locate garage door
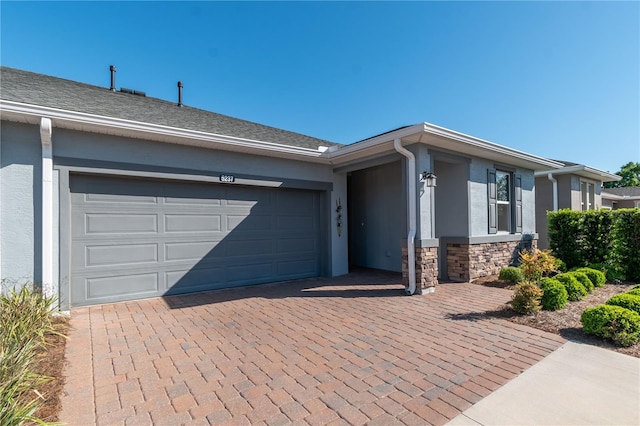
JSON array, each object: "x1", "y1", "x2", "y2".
[{"x1": 70, "y1": 174, "x2": 321, "y2": 306}]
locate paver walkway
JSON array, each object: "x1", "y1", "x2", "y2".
[{"x1": 60, "y1": 270, "x2": 565, "y2": 425}]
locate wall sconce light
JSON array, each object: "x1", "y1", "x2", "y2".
[{"x1": 421, "y1": 172, "x2": 437, "y2": 187}]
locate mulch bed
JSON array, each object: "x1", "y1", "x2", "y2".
[
  {"x1": 33, "y1": 316, "x2": 70, "y2": 423},
  {"x1": 475, "y1": 275, "x2": 640, "y2": 358}
]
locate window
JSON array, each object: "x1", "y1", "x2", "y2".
[
  {"x1": 581, "y1": 181, "x2": 595, "y2": 211},
  {"x1": 496, "y1": 171, "x2": 511, "y2": 232},
  {"x1": 488, "y1": 169, "x2": 522, "y2": 234}
]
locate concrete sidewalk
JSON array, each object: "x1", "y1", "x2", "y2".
[{"x1": 447, "y1": 341, "x2": 640, "y2": 426}]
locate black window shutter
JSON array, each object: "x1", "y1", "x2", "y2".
[
  {"x1": 488, "y1": 169, "x2": 497, "y2": 234},
  {"x1": 515, "y1": 174, "x2": 523, "y2": 233}
]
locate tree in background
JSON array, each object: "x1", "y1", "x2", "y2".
[{"x1": 604, "y1": 161, "x2": 640, "y2": 188}]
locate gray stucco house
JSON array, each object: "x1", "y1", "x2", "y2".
[
  {"x1": 534, "y1": 162, "x2": 621, "y2": 249},
  {"x1": 1, "y1": 66, "x2": 563, "y2": 309},
  {"x1": 601, "y1": 187, "x2": 640, "y2": 210}
]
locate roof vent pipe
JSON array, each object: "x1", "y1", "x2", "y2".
[
  {"x1": 177, "y1": 81, "x2": 183, "y2": 107},
  {"x1": 109, "y1": 65, "x2": 116, "y2": 92}
]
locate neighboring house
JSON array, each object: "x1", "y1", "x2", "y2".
[
  {"x1": 534, "y1": 161, "x2": 621, "y2": 249},
  {"x1": 1, "y1": 66, "x2": 564, "y2": 309},
  {"x1": 601, "y1": 186, "x2": 640, "y2": 209}
]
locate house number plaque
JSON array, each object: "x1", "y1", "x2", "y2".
[{"x1": 219, "y1": 174, "x2": 235, "y2": 183}]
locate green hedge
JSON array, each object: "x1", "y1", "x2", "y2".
[
  {"x1": 570, "y1": 271, "x2": 594, "y2": 293},
  {"x1": 548, "y1": 209, "x2": 640, "y2": 281},
  {"x1": 611, "y1": 209, "x2": 640, "y2": 282},
  {"x1": 548, "y1": 210, "x2": 583, "y2": 270},
  {"x1": 581, "y1": 305, "x2": 640, "y2": 347}
]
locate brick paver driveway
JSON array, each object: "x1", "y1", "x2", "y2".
[{"x1": 60, "y1": 270, "x2": 565, "y2": 425}]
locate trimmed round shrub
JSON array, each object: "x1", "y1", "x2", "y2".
[
  {"x1": 574, "y1": 267, "x2": 606, "y2": 288},
  {"x1": 511, "y1": 281, "x2": 543, "y2": 315},
  {"x1": 555, "y1": 273, "x2": 588, "y2": 301},
  {"x1": 499, "y1": 266, "x2": 524, "y2": 285},
  {"x1": 570, "y1": 271, "x2": 594, "y2": 293},
  {"x1": 555, "y1": 258, "x2": 567, "y2": 273},
  {"x1": 581, "y1": 305, "x2": 640, "y2": 347},
  {"x1": 539, "y1": 278, "x2": 568, "y2": 311},
  {"x1": 626, "y1": 288, "x2": 640, "y2": 297},
  {"x1": 607, "y1": 293, "x2": 640, "y2": 315}
]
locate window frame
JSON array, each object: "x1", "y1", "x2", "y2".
[{"x1": 488, "y1": 168, "x2": 522, "y2": 235}]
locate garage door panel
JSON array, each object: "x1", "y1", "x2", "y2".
[
  {"x1": 165, "y1": 268, "x2": 226, "y2": 292},
  {"x1": 86, "y1": 213, "x2": 158, "y2": 234},
  {"x1": 277, "y1": 237, "x2": 316, "y2": 254},
  {"x1": 86, "y1": 243, "x2": 158, "y2": 267},
  {"x1": 164, "y1": 214, "x2": 221, "y2": 233},
  {"x1": 70, "y1": 174, "x2": 322, "y2": 306},
  {"x1": 277, "y1": 215, "x2": 315, "y2": 230},
  {"x1": 85, "y1": 192, "x2": 158, "y2": 204},
  {"x1": 227, "y1": 263, "x2": 275, "y2": 283},
  {"x1": 227, "y1": 214, "x2": 271, "y2": 232},
  {"x1": 276, "y1": 191, "x2": 315, "y2": 214},
  {"x1": 83, "y1": 272, "x2": 159, "y2": 300},
  {"x1": 164, "y1": 196, "x2": 223, "y2": 206},
  {"x1": 277, "y1": 259, "x2": 318, "y2": 276},
  {"x1": 165, "y1": 241, "x2": 222, "y2": 261},
  {"x1": 226, "y1": 239, "x2": 273, "y2": 257}
]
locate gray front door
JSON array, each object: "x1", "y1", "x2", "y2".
[{"x1": 70, "y1": 174, "x2": 321, "y2": 306}]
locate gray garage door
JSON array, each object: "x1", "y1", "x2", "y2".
[{"x1": 70, "y1": 174, "x2": 321, "y2": 306}]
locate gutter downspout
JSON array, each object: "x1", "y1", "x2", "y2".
[
  {"x1": 40, "y1": 117, "x2": 54, "y2": 297},
  {"x1": 547, "y1": 173, "x2": 558, "y2": 211},
  {"x1": 393, "y1": 138, "x2": 417, "y2": 295}
]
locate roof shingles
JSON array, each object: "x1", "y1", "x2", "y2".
[{"x1": 0, "y1": 66, "x2": 341, "y2": 150}]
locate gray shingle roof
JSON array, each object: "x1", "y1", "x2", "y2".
[
  {"x1": 602, "y1": 186, "x2": 640, "y2": 197},
  {"x1": 0, "y1": 66, "x2": 341, "y2": 150}
]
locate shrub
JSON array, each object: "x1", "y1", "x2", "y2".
[
  {"x1": 581, "y1": 305, "x2": 640, "y2": 347},
  {"x1": 0, "y1": 284, "x2": 61, "y2": 425},
  {"x1": 498, "y1": 266, "x2": 524, "y2": 285},
  {"x1": 555, "y1": 273, "x2": 588, "y2": 301},
  {"x1": 574, "y1": 267, "x2": 606, "y2": 288},
  {"x1": 611, "y1": 209, "x2": 640, "y2": 281},
  {"x1": 581, "y1": 209, "x2": 615, "y2": 265},
  {"x1": 606, "y1": 293, "x2": 640, "y2": 315},
  {"x1": 539, "y1": 277, "x2": 568, "y2": 311},
  {"x1": 511, "y1": 281, "x2": 543, "y2": 315},
  {"x1": 518, "y1": 249, "x2": 558, "y2": 282},
  {"x1": 548, "y1": 209, "x2": 583, "y2": 269},
  {"x1": 555, "y1": 258, "x2": 567, "y2": 273},
  {"x1": 587, "y1": 262, "x2": 625, "y2": 282},
  {"x1": 627, "y1": 288, "x2": 640, "y2": 297},
  {"x1": 570, "y1": 271, "x2": 594, "y2": 293}
]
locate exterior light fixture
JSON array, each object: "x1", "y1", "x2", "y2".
[{"x1": 421, "y1": 172, "x2": 437, "y2": 187}]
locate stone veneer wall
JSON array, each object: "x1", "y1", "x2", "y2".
[
  {"x1": 402, "y1": 247, "x2": 438, "y2": 293},
  {"x1": 447, "y1": 239, "x2": 537, "y2": 282}
]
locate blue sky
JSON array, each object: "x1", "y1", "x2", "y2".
[{"x1": 1, "y1": 1, "x2": 638, "y2": 174}]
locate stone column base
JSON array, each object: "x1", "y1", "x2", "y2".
[{"x1": 402, "y1": 246, "x2": 438, "y2": 294}]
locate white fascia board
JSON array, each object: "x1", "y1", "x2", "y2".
[
  {"x1": 420, "y1": 122, "x2": 563, "y2": 169},
  {"x1": 327, "y1": 122, "x2": 564, "y2": 170},
  {"x1": 535, "y1": 165, "x2": 622, "y2": 182},
  {"x1": 0, "y1": 100, "x2": 329, "y2": 163},
  {"x1": 324, "y1": 124, "x2": 424, "y2": 164}
]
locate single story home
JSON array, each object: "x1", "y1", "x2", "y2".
[
  {"x1": 534, "y1": 161, "x2": 621, "y2": 249},
  {"x1": 601, "y1": 186, "x2": 640, "y2": 209},
  {"x1": 1, "y1": 66, "x2": 564, "y2": 310}
]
